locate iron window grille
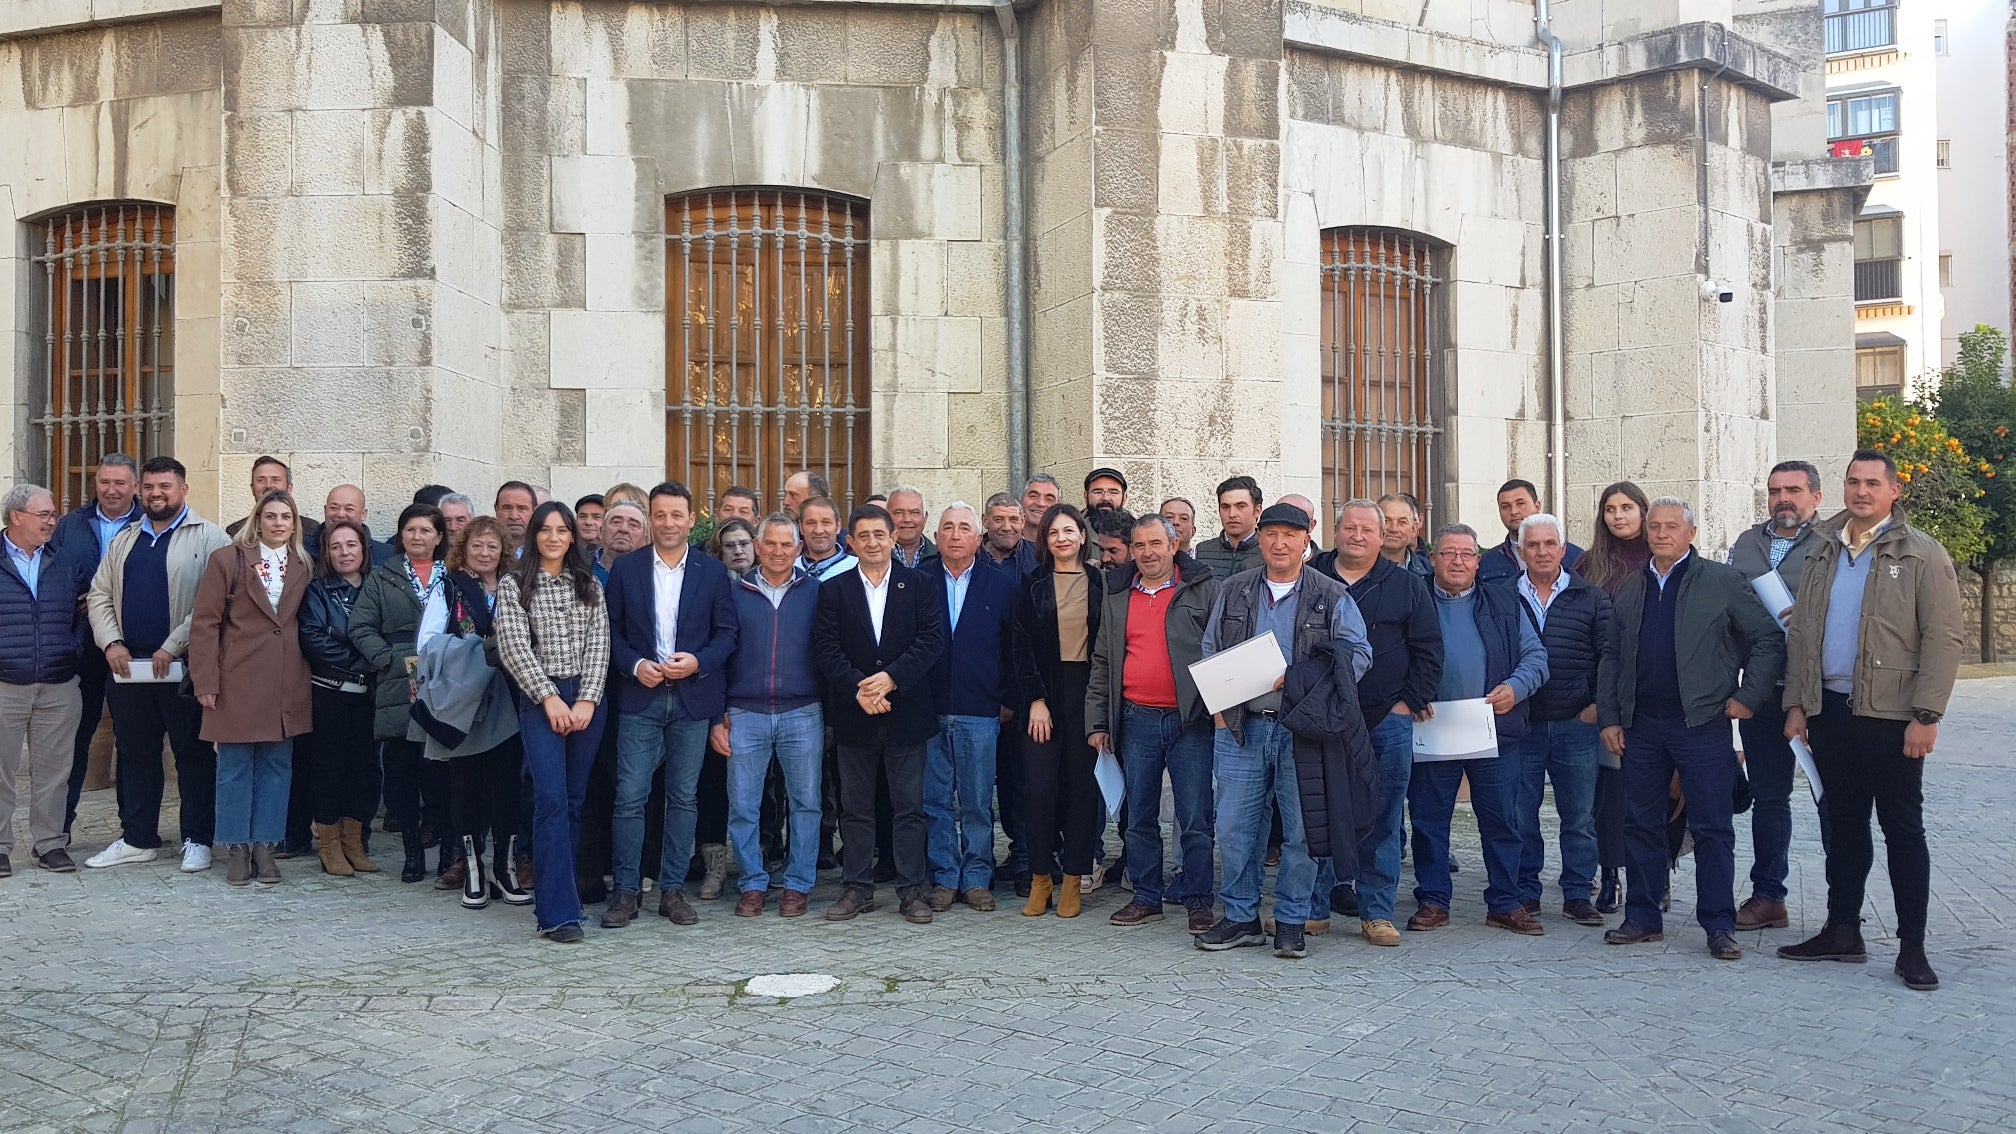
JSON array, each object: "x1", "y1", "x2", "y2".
[{"x1": 1319, "y1": 228, "x2": 1444, "y2": 526}]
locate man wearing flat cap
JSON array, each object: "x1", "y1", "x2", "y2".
[{"x1": 1195, "y1": 502, "x2": 1369, "y2": 960}]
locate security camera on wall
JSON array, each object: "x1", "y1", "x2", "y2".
[{"x1": 1698, "y1": 276, "x2": 1735, "y2": 304}]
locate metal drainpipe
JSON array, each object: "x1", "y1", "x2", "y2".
[
  {"x1": 993, "y1": 1, "x2": 1031, "y2": 489},
  {"x1": 1696, "y1": 26, "x2": 1732, "y2": 279},
  {"x1": 1535, "y1": 1, "x2": 1566, "y2": 517}
]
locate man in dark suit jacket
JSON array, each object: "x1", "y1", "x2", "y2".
[
  {"x1": 600, "y1": 482, "x2": 738, "y2": 930},
  {"x1": 813, "y1": 504, "x2": 945, "y2": 924}
]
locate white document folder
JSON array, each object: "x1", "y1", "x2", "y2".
[
  {"x1": 1187, "y1": 633, "x2": 1288, "y2": 717},
  {"x1": 1411, "y1": 698, "x2": 1499, "y2": 762}
]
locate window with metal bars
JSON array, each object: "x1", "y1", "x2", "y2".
[
  {"x1": 666, "y1": 190, "x2": 870, "y2": 516},
  {"x1": 31, "y1": 203, "x2": 176, "y2": 513},
  {"x1": 1319, "y1": 228, "x2": 1443, "y2": 526}
]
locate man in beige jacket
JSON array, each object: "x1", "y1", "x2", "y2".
[
  {"x1": 82, "y1": 457, "x2": 230, "y2": 873},
  {"x1": 1778, "y1": 449, "x2": 1963, "y2": 992}
]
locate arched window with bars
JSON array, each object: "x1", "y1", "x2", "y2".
[
  {"x1": 666, "y1": 190, "x2": 871, "y2": 516},
  {"x1": 31, "y1": 203, "x2": 176, "y2": 512},
  {"x1": 1319, "y1": 227, "x2": 1444, "y2": 523}
]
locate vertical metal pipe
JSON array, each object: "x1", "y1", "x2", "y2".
[
  {"x1": 993, "y1": 1, "x2": 1030, "y2": 489},
  {"x1": 1535, "y1": 0, "x2": 1567, "y2": 518}
]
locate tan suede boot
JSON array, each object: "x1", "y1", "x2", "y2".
[
  {"x1": 338, "y1": 818, "x2": 380, "y2": 873},
  {"x1": 1057, "y1": 874, "x2": 1082, "y2": 919},
  {"x1": 313, "y1": 822, "x2": 354, "y2": 876},
  {"x1": 697, "y1": 843, "x2": 731, "y2": 900},
  {"x1": 1022, "y1": 873, "x2": 1053, "y2": 916}
]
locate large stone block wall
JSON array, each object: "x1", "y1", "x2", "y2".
[
  {"x1": 0, "y1": 16, "x2": 224, "y2": 511},
  {"x1": 1958, "y1": 561, "x2": 2016, "y2": 664},
  {"x1": 1282, "y1": 48, "x2": 1547, "y2": 534},
  {"x1": 218, "y1": 0, "x2": 506, "y2": 534},
  {"x1": 497, "y1": 0, "x2": 1011, "y2": 508}
]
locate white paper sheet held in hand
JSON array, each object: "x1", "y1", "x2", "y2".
[
  {"x1": 1750, "y1": 571, "x2": 1794, "y2": 631},
  {"x1": 1187, "y1": 634, "x2": 1288, "y2": 716},
  {"x1": 112, "y1": 660, "x2": 184, "y2": 684},
  {"x1": 1093, "y1": 747, "x2": 1125, "y2": 814},
  {"x1": 1412, "y1": 698, "x2": 1499, "y2": 762}
]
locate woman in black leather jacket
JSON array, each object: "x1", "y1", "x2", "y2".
[
  {"x1": 298, "y1": 520, "x2": 380, "y2": 877},
  {"x1": 1011, "y1": 503, "x2": 1105, "y2": 919}
]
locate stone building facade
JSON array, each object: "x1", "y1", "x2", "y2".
[{"x1": 2, "y1": 0, "x2": 1871, "y2": 551}]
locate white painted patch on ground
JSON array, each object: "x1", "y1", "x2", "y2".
[{"x1": 745, "y1": 973, "x2": 839, "y2": 998}]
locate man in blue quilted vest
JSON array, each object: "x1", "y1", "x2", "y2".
[{"x1": 0, "y1": 483, "x2": 94, "y2": 875}]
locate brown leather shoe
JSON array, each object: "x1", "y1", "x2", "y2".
[
  {"x1": 1561, "y1": 899, "x2": 1606, "y2": 926},
  {"x1": 1521, "y1": 898, "x2": 1542, "y2": 915},
  {"x1": 1604, "y1": 921, "x2": 1665, "y2": 945},
  {"x1": 1406, "y1": 904, "x2": 1450, "y2": 931},
  {"x1": 929, "y1": 885, "x2": 957, "y2": 912},
  {"x1": 734, "y1": 890, "x2": 765, "y2": 917},
  {"x1": 1109, "y1": 900, "x2": 1165, "y2": 926},
  {"x1": 1734, "y1": 897, "x2": 1789, "y2": 930},
  {"x1": 899, "y1": 895, "x2": 934, "y2": 924},
  {"x1": 601, "y1": 891, "x2": 640, "y2": 928},
  {"x1": 1487, "y1": 906, "x2": 1547, "y2": 936},
  {"x1": 434, "y1": 857, "x2": 466, "y2": 891},
  {"x1": 516, "y1": 857, "x2": 534, "y2": 892},
  {"x1": 962, "y1": 888, "x2": 996, "y2": 912},
  {"x1": 658, "y1": 889, "x2": 699, "y2": 925},
  {"x1": 825, "y1": 888, "x2": 876, "y2": 921},
  {"x1": 1186, "y1": 907, "x2": 1214, "y2": 934},
  {"x1": 779, "y1": 889, "x2": 810, "y2": 918}
]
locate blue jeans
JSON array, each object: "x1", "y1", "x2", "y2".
[
  {"x1": 925, "y1": 715, "x2": 999, "y2": 892},
  {"x1": 612, "y1": 689, "x2": 710, "y2": 895},
  {"x1": 1408, "y1": 750, "x2": 1522, "y2": 915},
  {"x1": 1623, "y1": 714, "x2": 1737, "y2": 934},
  {"x1": 1213, "y1": 716, "x2": 1314, "y2": 927},
  {"x1": 213, "y1": 739, "x2": 294, "y2": 846},
  {"x1": 1119, "y1": 703, "x2": 1215, "y2": 908},
  {"x1": 726, "y1": 705, "x2": 823, "y2": 895},
  {"x1": 1511, "y1": 718, "x2": 1602, "y2": 905},
  {"x1": 1316, "y1": 712, "x2": 1412, "y2": 922},
  {"x1": 519, "y1": 677, "x2": 606, "y2": 933}
]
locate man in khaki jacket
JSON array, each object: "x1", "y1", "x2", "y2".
[
  {"x1": 82, "y1": 457, "x2": 231, "y2": 873},
  {"x1": 1778, "y1": 449, "x2": 1963, "y2": 992}
]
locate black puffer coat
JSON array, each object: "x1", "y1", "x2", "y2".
[
  {"x1": 1521, "y1": 575, "x2": 1613, "y2": 722},
  {"x1": 1281, "y1": 639, "x2": 1378, "y2": 874}
]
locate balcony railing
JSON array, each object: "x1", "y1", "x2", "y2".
[
  {"x1": 1855, "y1": 258, "x2": 1903, "y2": 303},
  {"x1": 1826, "y1": 8, "x2": 1897, "y2": 55},
  {"x1": 1832, "y1": 135, "x2": 1900, "y2": 176}
]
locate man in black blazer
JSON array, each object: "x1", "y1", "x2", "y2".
[
  {"x1": 812, "y1": 504, "x2": 945, "y2": 924},
  {"x1": 600, "y1": 482, "x2": 738, "y2": 930}
]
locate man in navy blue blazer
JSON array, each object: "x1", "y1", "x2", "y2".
[
  {"x1": 812, "y1": 504, "x2": 945, "y2": 924},
  {"x1": 600, "y1": 482, "x2": 738, "y2": 930},
  {"x1": 923, "y1": 503, "x2": 1016, "y2": 913}
]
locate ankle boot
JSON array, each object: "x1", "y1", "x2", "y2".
[
  {"x1": 1776, "y1": 920, "x2": 1868, "y2": 963},
  {"x1": 697, "y1": 842, "x2": 731, "y2": 900},
  {"x1": 1594, "y1": 868, "x2": 1621, "y2": 914},
  {"x1": 1022, "y1": 873, "x2": 1054, "y2": 917},
  {"x1": 225, "y1": 845, "x2": 253, "y2": 887},
  {"x1": 339, "y1": 818, "x2": 379, "y2": 872},
  {"x1": 251, "y1": 843, "x2": 282, "y2": 885},
  {"x1": 1057, "y1": 874, "x2": 1083, "y2": 918},
  {"x1": 312, "y1": 822, "x2": 354, "y2": 877},
  {"x1": 436, "y1": 853, "x2": 467, "y2": 891},
  {"x1": 400, "y1": 833, "x2": 426, "y2": 884},
  {"x1": 1894, "y1": 943, "x2": 1939, "y2": 991},
  {"x1": 460, "y1": 835, "x2": 489, "y2": 909},
  {"x1": 493, "y1": 835, "x2": 533, "y2": 905}
]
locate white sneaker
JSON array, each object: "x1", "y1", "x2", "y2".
[
  {"x1": 85, "y1": 839, "x2": 160, "y2": 869},
  {"x1": 1083, "y1": 861, "x2": 1106, "y2": 894},
  {"x1": 180, "y1": 841, "x2": 212, "y2": 872}
]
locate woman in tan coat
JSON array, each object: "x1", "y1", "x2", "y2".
[{"x1": 189, "y1": 489, "x2": 313, "y2": 886}]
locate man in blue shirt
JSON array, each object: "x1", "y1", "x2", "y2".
[
  {"x1": 1196, "y1": 502, "x2": 1370, "y2": 960},
  {"x1": 1478, "y1": 480, "x2": 1583, "y2": 585},
  {"x1": 48, "y1": 455, "x2": 142, "y2": 835},
  {"x1": 0, "y1": 484, "x2": 94, "y2": 875},
  {"x1": 1407, "y1": 523, "x2": 1551, "y2": 937}
]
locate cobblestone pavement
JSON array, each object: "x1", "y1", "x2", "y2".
[{"x1": 4, "y1": 679, "x2": 2012, "y2": 1133}]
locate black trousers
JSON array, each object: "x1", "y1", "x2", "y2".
[
  {"x1": 450, "y1": 737, "x2": 524, "y2": 863},
  {"x1": 576, "y1": 722, "x2": 663, "y2": 884},
  {"x1": 697, "y1": 749, "x2": 728, "y2": 846},
  {"x1": 381, "y1": 738, "x2": 449, "y2": 853},
  {"x1": 996, "y1": 714, "x2": 1027, "y2": 878},
  {"x1": 306, "y1": 685, "x2": 379, "y2": 825},
  {"x1": 836, "y1": 737, "x2": 926, "y2": 900},
  {"x1": 105, "y1": 681, "x2": 214, "y2": 848},
  {"x1": 1022, "y1": 661, "x2": 1100, "y2": 877},
  {"x1": 1595, "y1": 764, "x2": 1628, "y2": 869},
  {"x1": 1811, "y1": 691, "x2": 1930, "y2": 944},
  {"x1": 64, "y1": 646, "x2": 111, "y2": 833}
]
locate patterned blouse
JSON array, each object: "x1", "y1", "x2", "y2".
[{"x1": 494, "y1": 569, "x2": 610, "y2": 706}]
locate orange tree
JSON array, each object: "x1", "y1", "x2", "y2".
[
  {"x1": 1926, "y1": 325, "x2": 2016, "y2": 659},
  {"x1": 1856, "y1": 396, "x2": 1988, "y2": 565}
]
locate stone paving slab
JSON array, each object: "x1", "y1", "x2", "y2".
[{"x1": 2, "y1": 678, "x2": 2012, "y2": 1131}]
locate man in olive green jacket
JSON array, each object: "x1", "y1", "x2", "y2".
[{"x1": 1778, "y1": 451, "x2": 1963, "y2": 993}]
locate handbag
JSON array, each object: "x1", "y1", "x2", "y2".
[{"x1": 179, "y1": 548, "x2": 243, "y2": 702}]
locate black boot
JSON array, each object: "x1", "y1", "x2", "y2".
[
  {"x1": 493, "y1": 835, "x2": 532, "y2": 906},
  {"x1": 1894, "y1": 943, "x2": 1939, "y2": 991},
  {"x1": 1594, "y1": 868, "x2": 1621, "y2": 914},
  {"x1": 1776, "y1": 920, "x2": 1868, "y2": 963},
  {"x1": 460, "y1": 835, "x2": 489, "y2": 909},
  {"x1": 400, "y1": 833, "x2": 426, "y2": 884}
]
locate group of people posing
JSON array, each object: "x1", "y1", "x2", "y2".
[{"x1": 0, "y1": 451, "x2": 1958, "y2": 988}]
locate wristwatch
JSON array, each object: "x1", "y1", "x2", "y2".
[{"x1": 1912, "y1": 709, "x2": 1942, "y2": 726}]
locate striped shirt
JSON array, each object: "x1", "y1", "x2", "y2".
[{"x1": 495, "y1": 569, "x2": 610, "y2": 706}]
